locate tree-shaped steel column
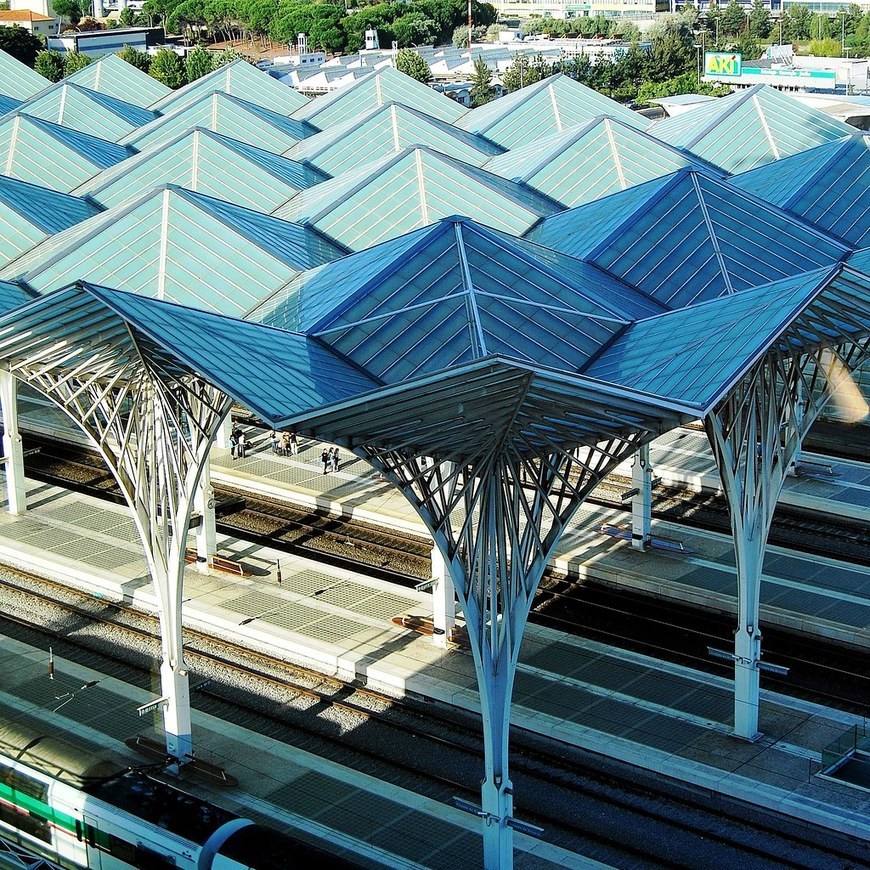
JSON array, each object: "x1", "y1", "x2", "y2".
[
  {"x1": 364, "y1": 431, "x2": 653, "y2": 868},
  {"x1": 0, "y1": 306, "x2": 233, "y2": 762},
  {"x1": 706, "y1": 312, "x2": 869, "y2": 740}
]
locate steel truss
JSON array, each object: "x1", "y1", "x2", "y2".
[
  {"x1": 363, "y1": 430, "x2": 655, "y2": 868},
  {"x1": 706, "y1": 299, "x2": 870, "y2": 740},
  {"x1": 0, "y1": 309, "x2": 233, "y2": 763}
]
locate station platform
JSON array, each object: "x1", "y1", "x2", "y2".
[{"x1": 0, "y1": 477, "x2": 868, "y2": 856}]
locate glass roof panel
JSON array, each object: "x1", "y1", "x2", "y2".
[
  {"x1": 0, "y1": 187, "x2": 342, "y2": 314},
  {"x1": 0, "y1": 48, "x2": 48, "y2": 101},
  {"x1": 0, "y1": 115, "x2": 130, "y2": 191},
  {"x1": 456, "y1": 74, "x2": 648, "y2": 148},
  {"x1": 287, "y1": 101, "x2": 503, "y2": 176},
  {"x1": 63, "y1": 52, "x2": 171, "y2": 108},
  {"x1": 0, "y1": 173, "x2": 100, "y2": 235},
  {"x1": 122, "y1": 92, "x2": 315, "y2": 154},
  {"x1": 0, "y1": 94, "x2": 20, "y2": 115},
  {"x1": 77, "y1": 128, "x2": 326, "y2": 212},
  {"x1": 18, "y1": 83, "x2": 154, "y2": 141},
  {"x1": 584, "y1": 269, "x2": 835, "y2": 406},
  {"x1": 150, "y1": 59, "x2": 309, "y2": 117},
  {"x1": 732, "y1": 136, "x2": 870, "y2": 248},
  {"x1": 651, "y1": 85, "x2": 858, "y2": 173},
  {"x1": 292, "y1": 66, "x2": 466, "y2": 128}
]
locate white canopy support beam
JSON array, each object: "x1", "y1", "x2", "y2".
[
  {"x1": 193, "y1": 461, "x2": 217, "y2": 573},
  {"x1": 0, "y1": 371, "x2": 26, "y2": 515},
  {"x1": 430, "y1": 544, "x2": 455, "y2": 648}
]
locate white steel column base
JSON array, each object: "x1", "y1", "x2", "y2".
[
  {"x1": 631, "y1": 444, "x2": 652, "y2": 550},
  {"x1": 160, "y1": 658, "x2": 193, "y2": 765},
  {"x1": 481, "y1": 779, "x2": 514, "y2": 870},
  {"x1": 194, "y1": 464, "x2": 217, "y2": 573},
  {"x1": 431, "y1": 546, "x2": 455, "y2": 648},
  {"x1": 733, "y1": 627, "x2": 762, "y2": 741},
  {"x1": 215, "y1": 412, "x2": 233, "y2": 451},
  {"x1": 0, "y1": 371, "x2": 26, "y2": 515}
]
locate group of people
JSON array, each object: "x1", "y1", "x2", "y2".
[
  {"x1": 269, "y1": 429, "x2": 298, "y2": 457},
  {"x1": 320, "y1": 447, "x2": 341, "y2": 474},
  {"x1": 231, "y1": 424, "x2": 342, "y2": 474}
]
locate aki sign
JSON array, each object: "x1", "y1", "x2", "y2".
[{"x1": 705, "y1": 52, "x2": 743, "y2": 77}]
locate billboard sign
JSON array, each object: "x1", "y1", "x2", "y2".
[{"x1": 704, "y1": 52, "x2": 743, "y2": 77}]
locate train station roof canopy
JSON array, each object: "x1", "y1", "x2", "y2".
[
  {"x1": 291, "y1": 66, "x2": 466, "y2": 129},
  {"x1": 0, "y1": 175, "x2": 101, "y2": 267},
  {"x1": 0, "y1": 185, "x2": 344, "y2": 314},
  {"x1": 121, "y1": 91, "x2": 317, "y2": 155},
  {"x1": 63, "y1": 52, "x2": 172, "y2": 109},
  {"x1": 149, "y1": 58, "x2": 310, "y2": 117},
  {"x1": 287, "y1": 101, "x2": 505, "y2": 176},
  {"x1": 0, "y1": 114, "x2": 131, "y2": 192},
  {"x1": 731, "y1": 135, "x2": 870, "y2": 249},
  {"x1": 528, "y1": 169, "x2": 851, "y2": 308},
  {"x1": 650, "y1": 84, "x2": 859, "y2": 173},
  {"x1": 75, "y1": 127, "x2": 327, "y2": 212},
  {"x1": 456, "y1": 73, "x2": 649, "y2": 149},
  {"x1": 273, "y1": 146, "x2": 563, "y2": 251},
  {"x1": 17, "y1": 81, "x2": 156, "y2": 142},
  {"x1": 484, "y1": 115, "x2": 721, "y2": 209},
  {"x1": 0, "y1": 48, "x2": 48, "y2": 102}
]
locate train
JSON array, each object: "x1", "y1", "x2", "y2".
[{"x1": 0, "y1": 708, "x2": 360, "y2": 870}]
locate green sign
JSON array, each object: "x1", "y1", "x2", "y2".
[
  {"x1": 743, "y1": 66, "x2": 837, "y2": 80},
  {"x1": 704, "y1": 51, "x2": 743, "y2": 77}
]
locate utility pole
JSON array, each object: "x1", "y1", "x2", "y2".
[{"x1": 467, "y1": 0, "x2": 472, "y2": 56}]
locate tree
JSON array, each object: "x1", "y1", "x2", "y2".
[
  {"x1": 469, "y1": 54, "x2": 494, "y2": 107},
  {"x1": 215, "y1": 47, "x2": 253, "y2": 66},
  {"x1": 149, "y1": 47, "x2": 185, "y2": 87},
  {"x1": 395, "y1": 48, "x2": 430, "y2": 83},
  {"x1": 184, "y1": 43, "x2": 215, "y2": 81},
  {"x1": 748, "y1": 0, "x2": 771, "y2": 39},
  {"x1": 501, "y1": 52, "x2": 545, "y2": 92},
  {"x1": 117, "y1": 44, "x2": 151, "y2": 71},
  {"x1": 0, "y1": 25, "x2": 43, "y2": 66},
  {"x1": 647, "y1": 16, "x2": 694, "y2": 82},
  {"x1": 721, "y1": 0, "x2": 746, "y2": 35},
  {"x1": 34, "y1": 49, "x2": 65, "y2": 81},
  {"x1": 119, "y1": 5, "x2": 136, "y2": 26},
  {"x1": 52, "y1": 0, "x2": 84, "y2": 25},
  {"x1": 63, "y1": 51, "x2": 93, "y2": 75}
]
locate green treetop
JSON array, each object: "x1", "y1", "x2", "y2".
[{"x1": 395, "y1": 47, "x2": 431, "y2": 83}]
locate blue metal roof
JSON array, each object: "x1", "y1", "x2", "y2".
[
  {"x1": 0, "y1": 174, "x2": 100, "y2": 235},
  {"x1": 251, "y1": 216, "x2": 664, "y2": 384},
  {"x1": 731, "y1": 135, "x2": 870, "y2": 248},
  {"x1": 584, "y1": 267, "x2": 843, "y2": 408},
  {"x1": 0, "y1": 279, "x2": 33, "y2": 314},
  {"x1": 528, "y1": 169, "x2": 850, "y2": 308},
  {"x1": 0, "y1": 94, "x2": 20, "y2": 115}
]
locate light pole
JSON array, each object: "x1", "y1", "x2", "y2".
[
  {"x1": 838, "y1": 9, "x2": 847, "y2": 55},
  {"x1": 694, "y1": 42, "x2": 702, "y2": 83}
]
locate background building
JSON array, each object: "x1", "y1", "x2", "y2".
[{"x1": 0, "y1": 8, "x2": 56, "y2": 36}]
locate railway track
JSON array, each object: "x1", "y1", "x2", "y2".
[
  {"x1": 0, "y1": 568, "x2": 864, "y2": 870},
  {"x1": 18, "y1": 435, "x2": 870, "y2": 717}
]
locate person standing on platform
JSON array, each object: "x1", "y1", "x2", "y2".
[
  {"x1": 238, "y1": 431, "x2": 247, "y2": 459},
  {"x1": 321, "y1": 447, "x2": 330, "y2": 475},
  {"x1": 230, "y1": 427, "x2": 240, "y2": 460},
  {"x1": 280, "y1": 431, "x2": 291, "y2": 457},
  {"x1": 269, "y1": 430, "x2": 279, "y2": 454},
  {"x1": 290, "y1": 431, "x2": 298, "y2": 456}
]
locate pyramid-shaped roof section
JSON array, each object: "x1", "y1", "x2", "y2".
[
  {"x1": 287, "y1": 101, "x2": 504, "y2": 176},
  {"x1": 0, "y1": 185, "x2": 344, "y2": 317},
  {"x1": 63, "y1": 52, "x2": 172, "y2": 109},
  {"x1": 17, "y1": 81, "x2": 156, "y2": 142},
  {"x1": 528, "y1": 169, "x2": 850, "y2": 308},
  {"x1": 0, "y1": 114, "x2": 132, "y2": 192},
  {"x1": 456, "y1": 73, "x2": 649, "y2": 150},
  {"x1": 485, "y1": 115, "x2": 722, "y2": 208},
  {"x1": 149, "y1": 59, "x2": 309, "y2": 117},
  {"x1": 650, "y1": 84, "x2": 859, "y2": 174},
  {"x1": 251, "y1": 216, "x2": 664, "y2": 384},
  {"x1": 0, "y1": 48, "x2": 48, "y2": 102},
  {"x1": 291, "y1": 66, "x2": 466, "y2": 129},
  {"x1": 731, "y1": 135, "x2": 870, "y2": 248},
  {"x1": 121, "y1": 90, "x2": 316, "y2": 155},
  {"x1": 273, "y1": 146, "x2": 562, "y2": 251},
  {"x1": 75, "y1": 127, "x2": 327, "y2": 212},
  {"x1": 0, "y1": 174, "x2": 101, "y2": 267}
]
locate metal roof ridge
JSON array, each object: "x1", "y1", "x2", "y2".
[{"x1": 680, "y1": 85, "x2": 761, "y2": 150}]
